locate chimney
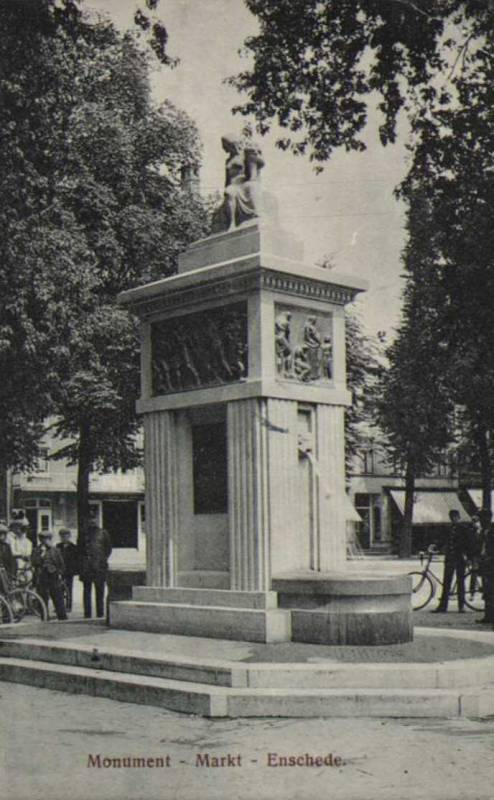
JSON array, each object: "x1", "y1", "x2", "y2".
[{"x1": 180, "y1": 163, "x2": 200, "y2": 195}]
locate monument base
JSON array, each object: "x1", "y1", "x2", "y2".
[
  {"x1": 109, "y1": 587, "x2": 292, "y2": 644},
  {"x1": 273, "y1": 573, "x2": 413, "y2": 645},
  {"x1": 109, "y1": 574, "x2": 412, "y2": 646}
]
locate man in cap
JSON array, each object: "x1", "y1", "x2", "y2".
[
  {"x1": 32, "y1": 531, "x2": 67, "y2": 620},
  {"x1": 432, "y1": 508, "x2": 473, "y2": 613},
  {"x1": 80, "y1": 523, "x2": 112, "y2": 619}
]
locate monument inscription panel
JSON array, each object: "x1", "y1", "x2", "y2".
[{"x1": 151, "y1": 302, "x2": 248, "y2": 395}]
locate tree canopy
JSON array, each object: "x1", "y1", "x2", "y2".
[
  {"x1": 232, "y1": 1, "x2": 494, "y2": 164},
  {"x1": 233, "y1": 0, "x2": 494, "y2": 521},
  {"x1": 0, "y1": 0, "x2": 209, "y2": 538}
]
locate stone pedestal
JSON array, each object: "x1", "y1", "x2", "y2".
[{"x1": 110, "y1": 219, "x2": 412, "y2": 645}]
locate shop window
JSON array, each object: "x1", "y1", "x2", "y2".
[{"x1": 33, "y1": 448, "x2": 49, "y2": 473}]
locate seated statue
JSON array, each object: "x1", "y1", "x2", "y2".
[{"x1": 211, "y1": 133, "x2": 265, "y2": 233}]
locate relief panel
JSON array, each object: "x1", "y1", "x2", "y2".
[
  {"x1": 151, "y1": 302, "x2": 248, "y2": 395},
  {"x1": 275, "y1": 304, "x2": 333, "y2": 384}
]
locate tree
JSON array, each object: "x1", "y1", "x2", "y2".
[
  {"x1": 316, "y1": 259, "x2": 382, "y2": 479},
  {"x1": 0, "y1": 1, "x2": 209, "y2": 539},
  {"x1": 232, "y1": 0, "x2": 494, "y2": 518},
  {"x1": 396, "y1": 91, "x2": 494, "y2": 515},
  {"x1": 377, "y1": 191, "x2": 455, "y2": 556},
  {"x1": 344, "y1": 308, "x2": 381, "y2": 480},
  {"x1": 232, "y1": 1, "x2": 494, "y2": 164}
]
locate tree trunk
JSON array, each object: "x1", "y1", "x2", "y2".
[
  {"x1": 76, "y1": 423, "x2": 93, "y2": 548},
  {"x1": 476, "y1": 424, "x2": 492, "y2": 515},
  {"x1": 400, "y1": 461, "x2": 415, "y2": 559}
]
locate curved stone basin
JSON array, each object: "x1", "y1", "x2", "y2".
[{"x1": 272, "y1": 572, "x2": 413, "y2": 646}]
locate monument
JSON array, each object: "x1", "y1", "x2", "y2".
[{"x1": 110, "y1": 134, "x2": 412, "y2": 645}]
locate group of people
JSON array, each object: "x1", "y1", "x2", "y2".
[
  {"x1": 433, "y1": 508, "x2": 494, "y2": 622},
  {"x1": 0, "y1": 518, "x2": 112, "y2": 621}
]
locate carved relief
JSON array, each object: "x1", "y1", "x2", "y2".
[
  {"x1": 275, "y1": 305, "x2": 333, "y2": 384},
  {"x1": 151, "y1": 303, "x2": 248, "y2": 395}
]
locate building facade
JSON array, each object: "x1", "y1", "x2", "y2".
[
  {"x1": 348, "y1": 438, "x2": 465, "y2": 553},
  {"x1": 10, "y1": 428, "x2": 145, "y2": 567}
]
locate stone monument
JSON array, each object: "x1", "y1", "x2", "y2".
[{"x1": 110, "y1": 135, "x2": 412, "y2": 646}]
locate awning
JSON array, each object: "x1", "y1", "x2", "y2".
[
  {"x1": 389, "y1": 490, "x2": 469, "y2": 524},
  {"x1": 344, "y1": 494, "x2": 362, "y2": 522},
  {"x1": 467, "y1": 490, "x2": 494, "y2": 510}
]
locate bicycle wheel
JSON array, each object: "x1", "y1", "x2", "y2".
[
  {"x1": 9, "y1": 588, "x2": 48, "y2": 621},
  {"x1": 25, "y1": 589, "x2": 48, "y2": 621},
  {"x1": 0, "y1": 595, "x2": 14, "y2": 624},
  {"x1": 409, "y1": 572, "x2": 434, "y2": 610},
  {"x1": 464, "y1": 571, "x2": 485, "y2": 612},
  {"x1": 9, "y1": 588, "x2": 28, "y2": 621}
]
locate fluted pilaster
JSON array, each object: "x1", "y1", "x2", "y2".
[
  {"x1": 228, "y1": 398, "x2": 270, "y2": 591},
  {"x1": 316, "y1": 404, "x2": 347, "y2": 570},
  {"x1": 144, "y1": 411, "x2": 178, "y2": 586}
]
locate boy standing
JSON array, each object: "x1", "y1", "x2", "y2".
[
  {"x1": 32, "y1": 531, "x2": 67, "y2": 620},
  {"x1": 56, "y1": 528, "x2": 79, "y2": 612}
]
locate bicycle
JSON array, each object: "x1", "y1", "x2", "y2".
[
  {"x1": 0, "y1": 565, "x2": 48, "y2": 622},
  {"x1": 408, "y1": 544, "x2": 484, "y2": 612},
  {"x1": 0, "y1": 590, "x2": 14, "y2": 624}
]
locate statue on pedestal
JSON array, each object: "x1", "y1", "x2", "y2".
[{"x1": 211, "y1": 132, "x2": 265, "y2": 233}]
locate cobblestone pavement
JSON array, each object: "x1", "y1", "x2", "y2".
[{"x1": 2, "y1": 682, "x2": 494, "y2": 800}]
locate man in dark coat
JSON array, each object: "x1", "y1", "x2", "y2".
[
  {"x1": 0, "y1": 522, "x2": 15, "y2": 579},
  {"x1": 432, "y1": 509, "x2": 473, "y2": 613},
  {"x1": 56, "y1": 528, "x2": 79, "y2": 612},
  {"x1": 478, "y1": 509, "x2": 494, "y2": 625},
  {"x1": 32, "y1": 531, "x2": 68, "y2": 620},
  {"x1": 80, "y1": 523, "x2": 112, "y2": 619}
]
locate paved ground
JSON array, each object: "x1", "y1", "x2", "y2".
[
  {"x1": 3, "y1": 616, "x2": 494, "y2": 663},
  {"x1": 3, "y1": 557, "x2": 493, "y2": 800},
  {"x1": 2, "y1": 681, "x2": 494, "y2": 800}
]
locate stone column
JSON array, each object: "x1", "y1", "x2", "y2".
[
  {"x1": 143, "y1": 410, "x2": 178, "y2": 587},
  {"x1": 227, "y1": 398, "x2": 270, "y2": 591},
  {"x1": 316, "y1": 404, "x2": 347, "y2": 571},
  {"x1": 265, "y1": 398, "x2": 306, "y2": 575}
]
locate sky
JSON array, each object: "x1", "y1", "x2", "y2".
[{"x1": 89, "y1": 0, "x2": 409, "y2": 337}]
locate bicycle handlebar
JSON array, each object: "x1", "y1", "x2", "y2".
[{"x1": 419, "y1": 544, "x2": 439, "y2": 567}]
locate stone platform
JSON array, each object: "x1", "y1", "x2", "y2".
[
  {"x1": 108, "y1": 572, "x2": 412, "y2": 646},
  {"x1": 110, "y1": 588, "x2": 291, "y2": 644},
  {"x1": 1, "y1": 620, "x2": 493, "y2": 719}
]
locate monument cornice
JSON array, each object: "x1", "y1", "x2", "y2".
[{"x1": 119, "y1": 256, "x2": 367, "y2": 320}]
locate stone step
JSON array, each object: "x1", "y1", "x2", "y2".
[
  {"x1": 0, "y1": 639, "x2": 236, "y2": 687},
  {"x1": 0, "y1": 654, "x2": 491, "y2": 718},
  {"x1": 2, "y1": 637, "x2": 494, "y2": 692},
  {"x1": 132, "y1": 586, "x2": 279, "y2": 609},
  {"x1": 109, "y1": 601, "x2": 292, "y2": 643},
  {"x1": 0, "y1": 656, "x2": 228, "y2": 716}
]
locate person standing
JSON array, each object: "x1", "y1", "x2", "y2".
[
  {"x1": 0, "y1": 523, "x2": 15, "y2": 579},
  {"x1": 7, "y1": 519, "x2": 33, "y2": 580},
  {"x1": 478, "y1": 509, "x2": 494, "y2": 625},
  {"x1": 468, "y1": 513, "x2": 484, "y2": 598},
  {"x1": 80, "y1": 524, "x2": 112, "y2": 619},
  {"x1": 56, "y1": 528, "x2": 79, "y2": 612},
  {"x1": 32, "y1": 531, "x2": 67, "y2": 620},
  {"x1": 432, "y1": 509, "x2": 472, "y2": 613}
]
